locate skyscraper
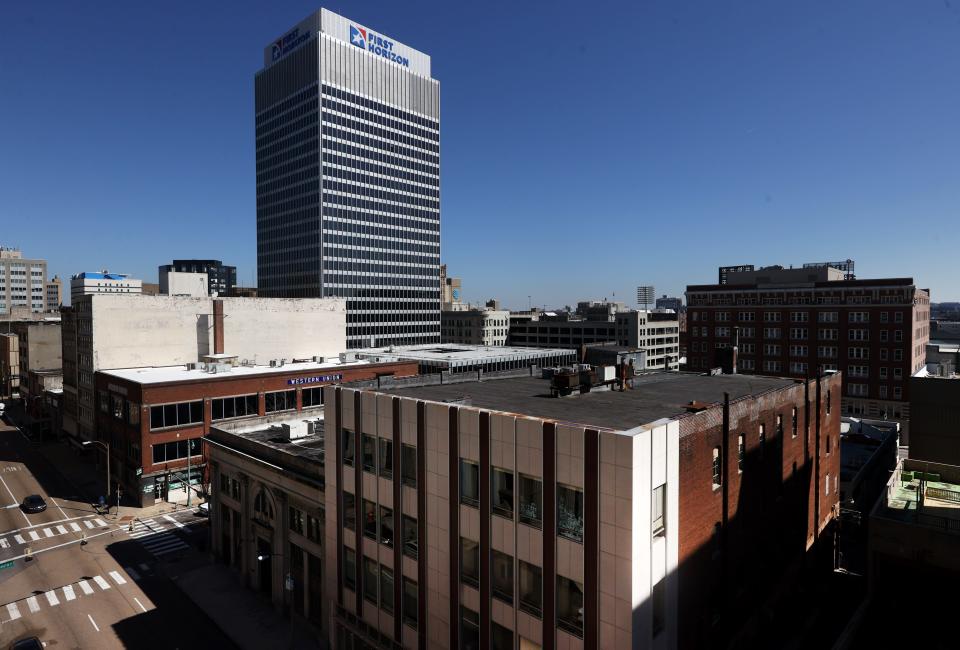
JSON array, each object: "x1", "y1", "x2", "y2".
[{"x1": 255, "y1": 9, "x2": 441, "y2": 348}]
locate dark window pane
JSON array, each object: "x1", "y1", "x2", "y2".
[
  {"x1": 363, "y1": 500, "x2": 377, "y2": 540},
  {"x1": 363, "y1": 557, "x2": 378, "y2": 603},
  {"x1": 557, "y1": 575, "x2": 584, "y2": 637},
  {"x1": 177, "y1": 402, "x2": 190, "y2": 424},
  {"x1": 343, "y1": 492, "x2": 355, "y2": 530},
  {"x1": 380, "y1": 566, "x2": 394, "y2": 614},
  {"x1": 379, "y1": 438, "x2": 393, "y2": 479},
  {"x1": 402, "y1": 515, "x2": 418, "y2": 559},
  {"x1": 558, "y1": 485, "x2": 584, "y2": 543},
  {"x1": 519, "y1": 560, "x2": 542, "y2": 618},
  {"x1": 460, "y1": 460, "x2": 479, "y2": 507},
  {"x1": 460, "y1": 537, "x2": 479, "y2": 588},
  {"x1": 492, "y1": 550, "x2": 513, "y2": 604},
  {"x1": 342, "y1": 430, "x2": 354, "y2": 466},
  {"x1": 152, "y1": 444, "x2": 164, "y2": 464},
  {"x1": 343, "y1": 547, "x2": 356, "y2": 591},
  {"x1": 461, "y1": 606, "x2": 480, "y2": 650},
  {"x1": 163, "y1": 404, "x2": 176, "y2": 427},
  {"x1": 246, "y1": 394, "x2": 258, "y2": 415},
  {"x1": 190, "y1": 401, "x2": 203, "y2": 422},
  {"x1": 150, "y1": 406, "x2": 163, "y2": 429},
  {"x1": 362, "y1": 434, "x2": 377, "y2": 473},
  {"x1": 379, "y1": 505, "x2": 393, "y2": 547},
  {"x1": 402, "y1": 578, "x2": 417, "y2": 629},
  {"x1": 492, "y1": 621, "x2": 513, "y2": 650},
  {"x1": 519, "y1": 474, "x2": 542, "y2": 527},
  {"x1": 401, "y1": 444, "x2": 417, "y2": 487},
  {"x1": 491, "y1": 468, "x2": 514, "y2": 519},
  {"x1": 652, "y1": 579, "x2": 665, "y2": 637}
]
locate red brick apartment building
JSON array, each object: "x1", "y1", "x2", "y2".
[
  {"x1": 686, "y1": 265, "x2": 929, "y2": 438},
  {"x1": 95, "y1": 357, "x2": 417, "y2": 506}
]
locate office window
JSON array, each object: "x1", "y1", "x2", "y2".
[
  {"x1": 211, "y1": 394, "x2": 258, "y2": 421},
  {"x1": 879, "y1": 386, "x2": 888, "y2": 399},
  {"x1": 402, "y1": 515, "x2": 418, "y2": 559},
  {"x1": 738, "y1": 434, "x2": 745, "y2": 471},
  {"x1": 461, "y1": 537, "x2": 480, "y2": 588},
  {"x1": 343, "y1": 547, "x2": 356, "y2": 591},
  {"x1": 461, "y1": 607, "x2": 480, "y2": 650},
  {"x1": 827, "y1": 391, "x2": 831, "y2": 414},
  {"x1": 460, "y1": 460, "x2": 480, "y2": 507},
  {"x1": 363, "y1": 557, "x2": 378, "y2": 604},
  {"x1": 894, "y1": 386, "x2": 902, "y2": 400},
  {"x1": 149, "y1": 400, "x2": 203, "y2": 430},
  {"x1": 712, "y1": 447, "x2": 722, "y2": 488},
  {"x1": 557, "y1": 576, "x2": 584, "y2": 638},
  {"x1": 301, "y1": 386, "x2": 324, "y2": 407},
  {"x1": 519, "y1": 560, "x2": 542, "y2": 618},
  {"x1": 403, "y1": 578, "x2": 417, "y2": 629},
  {"x1": 378, "y1": 438, "x2": 393, "y2": 478},
  {"x1": 363, "y1": 500, "x2": 377, "y2": 540},
  {"x1": 342, "y1": 429, "x2": 355, "y2": 466},
  {"x1": 492, "y1": 622, "x2": 514, "y2": 650},
  {"x1": 492, "y1": 550, "x2": 514, "y2": 604},
  {"x1": 343, "y1": 492, "x2": 355, "y2": 530},
  {"x1": 289, "y1": 506, "x2": 304, "y2": 535},
  {"x1": 492, "y1": 468, "x2": 514, "y2": 519},
  {"x1": 380, "y1": 566, "x2": 394, "y2": 615},
  {"x1": 557, "y1": 485, "x2": 584, "y2": 543},
  {"x1": 401, "y1": 444, "x2": 417, "y2": 487},
  {"x1": 652, "y1": 579, "x2": 666, "y2": 637},
  {"x1": 361, "y1": 434, "x2": 376, "y2": 473},
  {"x1": 518, "y1": 474, "x2": 542, "y2": 528},
  {"x1": 151, "y1": 439, "x2": 200, "y2": 464},
  {"x1": 307, "y1": 514, "x2": 321, "y2": 543},
  {"x1": 652, "y1": 484, "x2": 665, "y2": 536},
  {"x1": 379, "y1": 505, "x2": 394, "y2": 547},
  {"x1": 264, "y1": 389, "x2": 296, "y2": 412}
]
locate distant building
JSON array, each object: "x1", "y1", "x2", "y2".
[
  {"x1": 687, "y1": 264, "x2": 930, "y2": 437},
  {"x1": 14, "y1": 320, "x2": 61, "y2": 407},
  {"x1": 226, "y1": 286, "x2": 258, "y2": 298},
  {"x1": 440, "y1": 264, "x2": 463, "y2": 310},
  {"x1": 0, "y1": 333, "x2": 18, "y2": 398},
  {"x1": 159, "y1": 259, "x2": 236, "y2": 297},
  {"x1": 70, "y1": 271, "x2": 143, "y2": 302},
  {"x1": 354, "y1": 343, "x2": 575, "y2": 375},
  {"x1": 46, "y1": 275, "x2": 63, "y2": 312},
  {"x1": 141, "y1": 282, "x2": 161, "y2": 296},
  {"x1": 908, "y1": 374, "x2": 960, "y2": 466},
  {"x1": 931, "y1": 320, "x2": 960, "y2": 341},
  {"x1": 840, "y1": 417, "x2": 899, "y2": 514},
  {"x1": 0, "y1": 247, "x2": 47, "y2": 314},
  {"x1": 925, "y1": 341, "x2": 959, "y2": 376},
  {"x1": 61, "y1": 295, "x2": 347, "y2": 445},
  {"x1": 159, "y1": 269, "x2": 209, "y2": 297},
  {"x1": 441, "y1": 301, "x2": 510, "y2": 346},
  {"x1": 655, "y1": 295, "x2": 684, "y2": 313}
]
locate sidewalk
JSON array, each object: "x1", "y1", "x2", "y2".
[{"x1": 167, "y1": 560, "x2": 326, "y2": 650}]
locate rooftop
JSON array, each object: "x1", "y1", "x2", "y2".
[
  {"x1": 72, "y1": 271, "x2": 132, "y2": 280},
  {"x1": 100, "y1": 357, "x2": 374, "y2": 385},
  {"x1": 382, "y1": 372, "x2": 796, "y2": 431},
  {"x1": 209, "y1": 408, "x2": 327, "y2": 475},
  {"x1": 354, "y1": 344, "x2": 575, "y2": 368},
  {"x1": 878, "y1": 459, "x2": 960, "y2": 534}
]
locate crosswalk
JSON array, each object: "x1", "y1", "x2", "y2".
[
  {"x1": 1, "y1": 570, "x2": 131, "y2": 624},
  {"x1": 0, "y1": 517, "x2": 108, "y2": 550},
  {"x1": 126, "y1": 517, "x2": 190, "y2": 557}
]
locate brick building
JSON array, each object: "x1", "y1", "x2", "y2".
[
  {"x1": 95, "y1": 357, "x2": 416, "y2": 506},
  {"x1": 686, "y1": 265, "x2": 929, "y2": 437}
]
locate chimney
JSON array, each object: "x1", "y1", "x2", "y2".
[{"x1": 213, "y1": 299, "x2": 224, "y2": 355}]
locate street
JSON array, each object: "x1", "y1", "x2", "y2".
[{"x1": 0, "y1": 420, "x2": 237, "y2": 649}]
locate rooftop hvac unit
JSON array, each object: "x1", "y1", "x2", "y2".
[
  {"x1": 280, "y1": 358, "x2": 287, "y2": 366},
  {"x1": 270, "y1": 359, "x2": 278, "y2": 367},
  {"x1": 312, "y1": 356, "x2": 324, "y2": 363},
  {"x1": 281, "y1": 421, "x2": 309, "y2": 440},
  {"x1": 187, "y1": 362, "x2": 200, "y2": 371}
]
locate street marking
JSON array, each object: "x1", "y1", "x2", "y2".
[
  {"x1": 109, "y1": 570, "x2": 127, "y2": 585},
  {"x1": 70, "y1": 522, "x2": 82, "y2": 532},
  {"x1": 0, "y1": 538, "x2": 8, "y2": 548},
  {"x1": 63, "y1": 585, "x2": 76, "y2": 601},
  {"x1": 0, "y1": 475, "x2": 29, "y2": 525},
  {"x1": 84, "y1": 520, "x2": 95, "y2": 529},
  {"x1": 1, "y1": 513, "x2": 98, "y2": 536},
  {"x1": 50, "y1": 497, "x2": 68, "y2": 520},
  {"x1": 78, "y1": 580, "x2": 94, "y2": 595},
  {"x1": 93, "y1": 575, "x2": 111, "y2": 590},
  {"x1": 6, "y1": 602, "x2": 20, "y2": 620},
  {"x1": 45, "y1": 590, "x2": 60, "y2": 606},
  {"x1": 94, "y1": 518, "x2": 108, "y2": 527},
  {"x1": 26, "y1": 596, "x2": 40, "y2": 613},
  {"x1": 14, "y1": 534, "x2": 25, "y2": 544},
  {"x1": 88, "y1": 614, "x2": 100, "y2": 632},
  {"x1": 163, "y1": 514, "x2": 186, "y2": 528},
  {"x1": 43, "y1": 527, "x2": 54, "y2": 537},
  {"x1": 0, "y1": 526, "x2": 117, "y2": 563},
  {"x1": 29, "y1": 530, "x2": 40, "y2": 541},
  {"x1": 134, "y1": 597, "x2": 148, "y2": 612},
  {"x1": 56, "y1": 525, "x2": 67, "y2": 534},
  {"x1": 125, "y1": 566, "x2": 140, "y2": 581}
]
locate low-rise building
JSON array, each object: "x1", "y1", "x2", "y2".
[
  {"x1": 70, "y1": 271, "x2": 143, "y2": 301},
  {"x1": 46, "y1": 275, "x2": 63, "y2": 312},
  {"x1": 0, "y1": 247, "x2": 47, "y2": 314},
  {"x1": 924, "y1": 341, "x2": 959, "y2": 376},
  {"x1": 441, "y1": 305, "x2": 510, "y2": 346},
  {"x1": 908, "y1": 374, "x2": 960, "y2": 466},
  {"x1": 159, "y1": 259, "x2": 237, "y2": 297},
  {"x1": 354, "y1": 344, "x2": 575, "y2": 376},
  {"x1": 0, "y1": 332, "x2": 19, "y2": 399},
  {"x1": 159, "y1": 270, "x2": 209, "y2": 297}
]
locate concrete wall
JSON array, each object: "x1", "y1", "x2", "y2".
[
  {"x1": 220, "y1": 297, "x2": 346, "y2": 363},
  {"x1": 160, "y1": 270, "x2": 208, "y2": 297},
  {"x1": 21, "y1": 321, "x2": 62, "y2": 371}
]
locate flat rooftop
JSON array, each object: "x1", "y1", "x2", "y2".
[
  {"x1": 355, "y1": 344, "x2": 575, "y2": 368},
  {"x1": 100, "y1": 358, "x2": 372, "y2": 385},
  {"x1": 210, "y1": 409, "x2": 326, "y2": 468},
  {"x1": 383, "y1": 372, "x2": 795, "y2": 431}
]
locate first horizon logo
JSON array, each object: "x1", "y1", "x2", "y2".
[{"x1": 349, "y1": 24, "x2": 410, "y2": 68}]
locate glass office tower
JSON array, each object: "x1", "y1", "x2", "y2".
[{"x1": 255, "y1": 9, "x2": 440, "y2": 348}]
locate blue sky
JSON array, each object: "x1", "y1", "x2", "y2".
[{"x1": 1, "y1": 1, "x2": 958, "y2": 308}]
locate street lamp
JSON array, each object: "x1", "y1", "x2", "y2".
[{"x1": 82, "y1": 439, "x2": 113, "y2": 517}]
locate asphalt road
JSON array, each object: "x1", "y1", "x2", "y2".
[{"x1": 0, "y1": 421, "x2": 237, "y2": 649}]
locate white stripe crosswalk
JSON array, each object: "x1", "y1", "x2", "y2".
[
  {"x1": 63, "y1": 585, "x2": 76, "y2": 601},
  {"x1": 56, "y1": 525, "x2": 67, "y2": 534},
  {"x1": 25, "y1": 596, "x2": 39, "y2": 613},
  {"x1": 0, "y1": 574, "x2": 132, "y2": 624},
  {"x1": 6, "y1": 602, "x2": 20, "y2": 620},
  {"x1": 163, "y1": 514, "x2": 186, "y2": 528},
  {"x1": 0, "y1": 538, "x2": 8, "y2": 548},
  {"x1": 93, "y1": 575, "x2": 111, "y2": 590},
  {"x1": 78, "y1": 580, "x2": 94, "y2": 595},
  {"x1": 43, "y1": 527, "x2": 54, "y2": 537},
  {"x1": 109, "y1": 570, "x2": 127, "y2": 585},
  {"x1": 13, "y1": 534, "x2": 24, "y2": 544},
  {"x1": 70, "y1": 522, "x2": 81, "y2": 532},
  {"x1": 28, "y1": 530, "x2": 40, "y2": 541},
  {"x1": 44, "y1": 590, "x2": 59, "y2": 606}
]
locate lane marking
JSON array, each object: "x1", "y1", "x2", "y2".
[
  {"x1": 109, "y1": 570, "x2": 127, "y2": 585},
  {"x1": 63, "y1": 585, "x2": 76, "y2": 601},
  {"x1": 0, "y1": 526, "x2": 118, "y2": 563},
  {"x1": 133, "y1": 597, "x2": 147, "y2": 613},
  {"x1": 45, "y1": 590, "x2": 60, "y2": 606},
  {"x1": 78, "y1": 580, "x2": 94, "y2": 595},
  {"x1": 29, "y1": 530, "x2": 40, "y2": 541},
  {"x1": 14, "y1": 534, "x2": 25, "y2": 544},
  {"x1": 0, "y1": 538, "x2": 8, "y2": 548},
  {"x1": 94, "y1": 518, "x2": 107, "y2": 527},
  {"x1": 70, "y1": 522, "x2": 82, "y2": 532},
  {"x1": 6, "y1": 602, "x2": 20, "y2": 620},
  {"x1": 93, "y1": 575, "x2": 111, "y2": 590},
  {"x1": 43, "y1": 527, "x2": 54, "y2": 537},
  {"x1": 0, "y1": 475, "x2": 29, "y2": 525},
  {"x1": 88, "y1": 614, "x2": 100, "y2": 632},
  {"x1": 56, "y1": 525, "x2": 67, "y2": 534},
  {"x1": 125, "y1": 566, "x2": 140, "y2": 581},
  {"x1": 163, "y1": 514, "x2": 186, "y2": 528},
  {"x1": 84, "y1": 520, "x2": 95, "y2": 529},
  {"x1": 26, "y1": 596, "x2": 40, "y2": 613},
  {"x1": 50, "y1": 496, "x2": 68, "y2": 520},
  {"x1": 2, "y1": 513, "x2": 98, "y2": 536}
]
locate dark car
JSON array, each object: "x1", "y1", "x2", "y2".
[
  {"x1": 20, "y1": 495, "x2": 47, "y2": 514},
  {"x1": 10, "y1": 637, "x2": 43, "y2": 650}
]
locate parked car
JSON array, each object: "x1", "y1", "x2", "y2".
[
  {"x1": 196, "y1": 502, "x2": 209, "y2": 517},
  {"x1": 20, "y1": 495, "x2": 47, "y2": 513}
]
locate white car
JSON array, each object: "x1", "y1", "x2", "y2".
[{"x1": 196, "y1": 502, "x2": 210, "y2": 517}]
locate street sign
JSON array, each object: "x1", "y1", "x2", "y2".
[{"x1": 0, "y1": 560, "x2": 14, "y2": 570}]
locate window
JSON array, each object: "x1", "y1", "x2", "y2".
[
  {"x1": 402, "y1": 515, "x2": 418, "y2": 558},
  {"x1": 879, "y1": 386, "x2": 888, "y2": 398},
  {"x1": 826, "y1": 435, "x2": 831, "y2": 455},
  {"x1": 343, "y1": 492, "x2": 355, "y2": 530},
  {"x1": 380, "y1": 566, "x2": 394, "y2": 614},
  {"x1": 825, "y1": 474, "x2": 830, "y2": 495},
  {"x1": 652, "y1": 579, "x2": 666, "y2": 637},
  {"x1": 363, "y1": 557, "x2": 378, "y2": 603},
  {"x1": 818, "y1": 328, "x2": 838, "y2": 341},
  {"x1": 461, "y1": 537, "x2": 480, "y2": 587},
  {"x1": 460, "y1": 460, "x2": 480, "y2": 507},
  {"x1": 401, "y1": 444, "x2": 417, "y2": 487},
  {"x1": 289, "y1": 506, "x2": 304, "y2": 535},
  {"x1": 849, "y1": 311, "x2": 869, "y2": 323},
  {"x1": 403, "y1": 578, "x2": 417, "y2": 629},
  {"x1": 219, "y1": 473, "x2": 230, "y2": 495},
  {"x1": 492, "y1": 550, "x2": 514, "y2": 604},
  {"x1": 894, "y1": 368, "x2": 903, "y2": 380},
  {"x1": 557, "y1": 485, "x2": 584, "y2": 542},
  {"x1": 518, "y1": 474, "x2": 542, "y2": 527},
  {"x1": 894, "y1": 330, "x2": 903, "y2": 342},
  {"x1": 151, "y1": 438, "x2": 201, "y2": 464},
  {"x1": 211, "y1": 394, "x2": 258, "y2": 421},
  {"x1": 791, "y1": 407, "x2": 798, "y2": 438},
  {"x1": 790, "y1": 328, "x2": 808, "y2": 340},
  {"x1": 791, "y1": 311, "x2": 809, "y2": 322},
  {"x1": 652, "y1": 484, "x2": 665, "y2": 536},
  {"x1": 519, "y1": 560, "x2": 542, "y2": 617},
  {"x1": 763, "y1": 344, "x2": 781, "y2": 355},
  {"x1": 826, "y1": 391, "x2": 831, "y2": 414},
  {"x1": 492, "y1": 621, "x2": 514, "y2": 650},
  {"x1": 361, "y1": 434, "x2": 377, "y2": 473},
  {"x1": 557, "y1": 576, "x2": 584, "y2": 637},
  {"x1": 880, "y1": 348, "x2": 889, "y2": 361},
  {"x1": 894, "y1": 312, "x2": 903, "y2": 323},
  {"x1": 378, "y1": 438, "x2": 393, "y2": 478},
  {"x1": 308, "y1": 514, "x2": 321, "y2": 543},
  {"x1": 492, "y1": 468, "x2": 514, "y2": 519},
  {"x1": 737, "y1": 435, "x2": 745, "y2": 471},
  {"x1": 301, "y1": 386, "x2": 324, "y2": 407},
  {"x1": 789, "y1": 362, "x2": 808, "y2": 375},
  {"x1": 342, "y1": 429, "x2": 355, "y2": 466},
  {"x1": 758, "y1": 424, "x2": 766, "y2": 460},
  {"x1": 848, "y1": 383, "x2": 868, "y2": 397},
  {"x1": 848, "y1": 329, "x2": 870, "y2": 341},
  {"x1": 880, "y1": 330, "x2": 889, "y2": 342},
  {"x1": 343, "y1": 547, "x2": 356, "y2": 591},
  {"x1": 379, "y1": 505, "x2": 394, "y2": 547},
  {"x1": 763, "y1": 311, "x2": 781, "y2": 322},
  {"x1": 461, "y1": 607, "x2": 480, "y2": 650},
  {"x1": 363, "y1": 500, "x2": 377, "y2": 540},
  {"x1": 264, "y1": 390, "x2": 296, "y2": 412},
  {"x1": 894, "y1": 349, "x2": 903, "y2": 361},
  {"x1": 149, "y1": 401, "x2": 203, "y2": 430},
  {"x1": 894, "y1": 386, "x2": 902, "y2": 400},
  {"x1": 763, "y1": 328, "x2": 781, "y2": 339}
]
